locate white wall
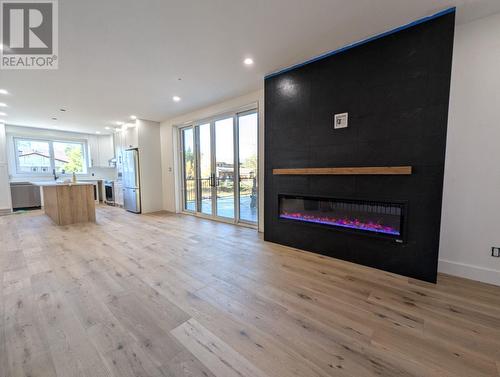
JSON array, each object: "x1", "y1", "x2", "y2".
[
  {"x1": 0, "y1": 124, "x2": 12, "y2": 214},
  {"x1": 160, "y1": 89, "x2": 265, "y2": 231},
  {"x1": 439, "y1": 12, "x2": 500, "y2": 286}
]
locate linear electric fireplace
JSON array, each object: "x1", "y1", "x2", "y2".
[{"x1": 279, "y1": 194, "x2": 406, "y2": 241}]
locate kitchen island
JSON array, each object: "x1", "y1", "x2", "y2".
[{"x1": 33, "y1": 182, "x2": 96, "y2": 225}]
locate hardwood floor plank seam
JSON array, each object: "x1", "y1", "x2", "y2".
[{"x1": 1, "y1": 207, "x2": 500, "y2": 377}]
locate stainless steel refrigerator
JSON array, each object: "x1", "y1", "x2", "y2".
[{"x1": 122, "y1": 148, "x2": 141, "y2": 213}]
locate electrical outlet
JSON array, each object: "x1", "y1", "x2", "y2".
[{"x1": 492, "y1": 247, "x2": 500, "y2": 258}]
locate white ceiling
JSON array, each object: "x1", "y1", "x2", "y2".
[{"x1": 1, "y1": 0, "x2": 499, "y2": 135}]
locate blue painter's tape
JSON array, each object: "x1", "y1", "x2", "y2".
[{"x1": 265, "y1": 7, "x2": 456, "y2": 79}]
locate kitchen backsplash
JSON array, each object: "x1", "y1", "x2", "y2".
[{"x1": 9, "y1": 167, "x2": 117, "y2": 182}]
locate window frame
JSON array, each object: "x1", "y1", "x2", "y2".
[{"x1": 13, "y1": 136, "x2": 89, "y2": 176}]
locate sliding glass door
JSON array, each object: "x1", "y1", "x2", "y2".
[
  {"x1": 197, "y1": 123, "x2": 213, "y2": 216},
  {"x1": 181, "y1": 128, "x2": 196, "y2": 212},
  {"x1": 237, "y1": 111, "x2": 258, "y2": 223},
  {"x1": 179, "y1": 109, "x2": 258, "y2": 226},
  {"x1": 215, "y1": 117, "x2": 235, "y2": 219}
]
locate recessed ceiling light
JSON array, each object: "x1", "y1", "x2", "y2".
[
  {"x1": 52, "y1": 117, "x2": 57, "y2": 121},
  {"x1": 0, "y1": 112, "x2": 6, "y2": 116},
  {"x1": 116, "y1": 121, "x2": 124, "y2": 126},
  {"x1": 0, "y1": 103, "x2": 7, "y2": 107},
  {"x1": 96, "y1": 131, "x2": 101, "y2": 134},
  {"x1": 105, "y1": 126, "x2": 111, "y2": 130},
  {"x1": 129, "y1": 115, "x2": 137, "y2": 120},
  {"x1": 0, "y1": 89, "x2": 8, "y2": 95},
  {"x1": 244, "y1": 58, "x2": 254, "y2": 65},
  {"x1": 60, "y1": 108, "x2": 66, "y2": 112},
  {"x1": 173, "y1": 96, "x2": 181, "y2": 102}
]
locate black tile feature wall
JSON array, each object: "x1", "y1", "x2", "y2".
[{"x1": 264, "y1": 12, "x2": 455, "y2": 283}]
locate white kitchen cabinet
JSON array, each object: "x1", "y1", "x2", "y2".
[
  {"x1": 113, "y1": 123, "x2": 138, "y2": 154},
  {"x1": 135, "y1": 119, "x2": 162, "y2": 213},
  {"x1": 114, "y1": 131, "x2": 124, "y2": 176},
  {"x1": 124, "y1": 125, "x2": 138, "y2": 149},
  {"x1": 113, "y1": 124, "x2": 137, "y2": 177},
  {"x1": 88, "y1": 135, "x2": 114, "y2": 168},
  {"x1": 114, "y1": 180, "x2": 123, "y2": 207},
  {"x1": 88, "y1": 135, "x2": 99, "y2": 168},
  {"x1": 113, "y1": 131, "x2": 124, "y2": 207},
  {"x1": 97, "y1": 135, "x2": 114, "y2": 167}
]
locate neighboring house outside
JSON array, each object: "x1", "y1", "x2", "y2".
[{"x1": 17, "y1": 152, "x2": 69, "y2": 173}]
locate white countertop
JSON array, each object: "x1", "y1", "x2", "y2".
[
  {"x1": 31, "y1": 181, "x2": 95, "y2": 187},
  {"x1": 11, "y1": 177, "x2": 108, "y2": 184}
]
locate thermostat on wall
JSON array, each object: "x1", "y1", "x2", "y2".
[{"x1": 334, "y1": 113, "x2": 348, "y2": 129}]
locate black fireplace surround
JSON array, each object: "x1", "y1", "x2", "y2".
[{"x1": 264, "y1": 10, "x2": 455, "y2": 282}]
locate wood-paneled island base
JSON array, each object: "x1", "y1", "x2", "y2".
[{"x1": 34, "y1": 182, "x2": 96, "y2": 225}]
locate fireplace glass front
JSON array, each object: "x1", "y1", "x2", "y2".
[{"x1": 279, "y1": 194, "x2": 406, "y2": 240}]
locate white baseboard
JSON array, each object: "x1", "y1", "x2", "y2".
[
  {"x1": 0, "y1": 208, "x2": 12, "y2": 216},
  {"x1": 439, "y1": 259, "x2": 500, "y2": 286}
]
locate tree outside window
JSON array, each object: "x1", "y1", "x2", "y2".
[{"x1": 53, "y1": 142, "x2": 85, "y2": 173}]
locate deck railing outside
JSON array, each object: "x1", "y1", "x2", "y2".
[{"x1": 184, "y1": 177, "x2": 257, "y2": 222}]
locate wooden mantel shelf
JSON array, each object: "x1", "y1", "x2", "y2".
[{"x1": 273, "y1": 166, "x2": 412, "y2": 176}]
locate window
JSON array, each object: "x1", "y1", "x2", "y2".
[
  {"x1": 14, "y1": 137, "x2": 88, "y2": 175},
  {"x1": 15, "y1": 139, "x2": 51, "y2": 173},
  {"x1": 53, "y1": 141, "x2": 85, "y2": 174}
]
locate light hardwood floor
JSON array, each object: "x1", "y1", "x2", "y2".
[{"x1": 1, "y1": 206, "x2": 500, "y2": 377}]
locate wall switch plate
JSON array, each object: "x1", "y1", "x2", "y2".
[
  {"x1": 492, "y1": 247, "x2": 500, "y2": 258},
  {"x1": 334, "y1": 113, "x2": 348, "y2": 129}
]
